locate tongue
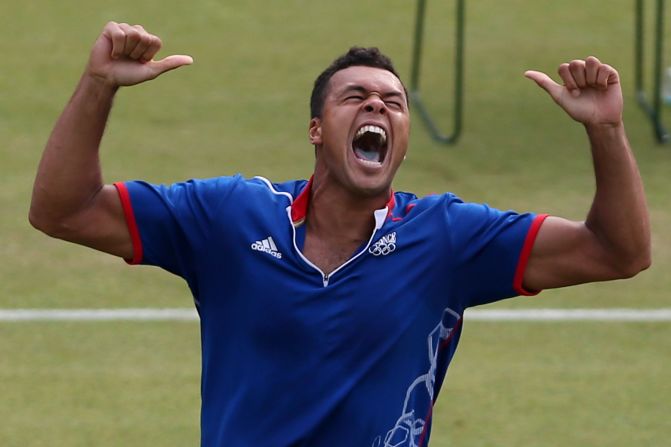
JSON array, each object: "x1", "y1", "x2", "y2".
[{"x1": 354, "y1": 146, "x2": 380, "y2": 163}]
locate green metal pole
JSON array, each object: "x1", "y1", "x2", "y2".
[
  {"x1": 410, "y1": 0, "x2": 427, "y2": 91},
  {"x1": 635, "y1": 0, "x2": 644, "y2": 96},
  {"x1": 634, "y1": 0, "x2": 668, "y2": 143},
  {"x1": 409, "y1": 0, "x2": 465, "y2": 144},
  {"x1": 653, "y1": 0, "x2": 667, "y2": 141},
  {"x1": 452, "y1": 0, "x2": 464, "y2": 141}
]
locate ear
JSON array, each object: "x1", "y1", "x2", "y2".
[{"x1": 308, "y1": 118, "x2": 322, "y2": 145}]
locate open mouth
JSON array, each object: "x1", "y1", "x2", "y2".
[{"x1": 352, "y1": 125, "x2": 387, "y2": 165}]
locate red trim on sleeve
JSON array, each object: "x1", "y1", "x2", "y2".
[
  {"x1": 513, "y1": 214, "x2": 549, "y2": 296},
  {"x1": 113, "y1": 182, "x2": 143, "y2": 265}
]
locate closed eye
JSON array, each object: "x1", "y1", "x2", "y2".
[{"x1": 385, "y1": 100, "x2": 403, "y2": 110}]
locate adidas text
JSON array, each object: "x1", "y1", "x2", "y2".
[{"x1": 251, "y1": 236, "x2": 283, "y2": 259}]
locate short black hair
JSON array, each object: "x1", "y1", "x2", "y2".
[{"x1": 310, "y1": 47, "x2": 407, "y2": 119}]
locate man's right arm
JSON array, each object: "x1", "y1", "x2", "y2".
[{"x1": 29, "y1": 22, "x2": 193, "y2": 259}]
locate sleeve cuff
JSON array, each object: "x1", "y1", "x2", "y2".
[
  {"x1": 114, "y1": 182, "x2": 143, "y2": 265},
  {"x1": 513, "y1": 214, "x2": 549, "y2": 296}
]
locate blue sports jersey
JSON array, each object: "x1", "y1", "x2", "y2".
[{"x1": 114, "y1": 175, "x2": 547, "y2": 447}]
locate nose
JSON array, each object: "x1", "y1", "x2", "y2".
[{"x1": 363, "y1": 95, "x2": 386, "y2": 114}]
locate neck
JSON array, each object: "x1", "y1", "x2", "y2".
[
  {"x1": 306, "y1": 174, "x2": 390, "y2": 243},
  {"x1": 299, "y1": 172, "x2": 391, "y2": 275}
]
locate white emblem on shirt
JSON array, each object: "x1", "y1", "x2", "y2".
[
  {"x1": 372, "y1": 307, "x2": 462, "y2": 447},
  {"x1": 369, "y1": 232, "x2": 397, "y2": 256},
  {"x1": 251, "y1": 236, "x2": 283, "y2": 259}
]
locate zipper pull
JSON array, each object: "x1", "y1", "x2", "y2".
[{"x1": 322, "y1": 274, "x2": 329, "y2": 287}]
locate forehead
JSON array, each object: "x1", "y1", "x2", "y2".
[{"x1": 327, "y1": 66, "x2": 406, "y2": 98}]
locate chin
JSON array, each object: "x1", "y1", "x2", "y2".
[{"x1": 347, "y1": 177, "x2": 392, "y2": 199}]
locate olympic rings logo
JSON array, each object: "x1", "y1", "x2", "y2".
[{"x1": 369, "y1": 232, "x2": 397, "y2": 256}]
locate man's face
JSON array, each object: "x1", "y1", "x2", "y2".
[{"x1": 309, "y1": 66, "x2": 410, "y2": 198}]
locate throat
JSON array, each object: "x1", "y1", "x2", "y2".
[
  {"x1": 300, "y1": 212, "x2": 374, "y2": 275},
  {"x1": 302, "y1": 230, "x2": 364, "y2": 275},
  {"x1": 299, "y1": 175, "x2": 387, "y2": 273}
]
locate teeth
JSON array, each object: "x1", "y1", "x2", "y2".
[{"x1": 355, "y1": 125, "x2": 387, "y2": 144}]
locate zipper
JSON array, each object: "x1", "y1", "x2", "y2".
[{"x1": 317, "y1": 228, "x2": 379, "y2": 287}]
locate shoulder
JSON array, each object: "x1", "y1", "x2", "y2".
[
  {"x1": 247, "y1": 176, "x2": 308, "y2": 201},
  {"x1": 408, "y1": 192, "x2": 518, "y2": 218},
  {"x1": 168, "y1": 175, "x2": 307, "y2": 204},
  {"x1": 389, "y1": 190, "x2": 465, "y2": 218},
  {"x1": 123, "y1": 175, "x2": 308, "y2": 214},
  {"x1": 390, "y1": 190, "x2": 532, "y2": 230}
]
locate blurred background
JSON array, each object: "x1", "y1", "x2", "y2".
[{"x1": 1, "y1": 0, "x2": 669, "y2": 445}]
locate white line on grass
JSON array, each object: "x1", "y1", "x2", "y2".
[
  {"x1": 0, "y1": 308, "x2": 198, "y2": 321},
  {"x1": 1, "y1": 308, "x2": 671, "y2": 322},
  {"x1": 465, "y1": 308, "x2": 671, "y2": 322}
]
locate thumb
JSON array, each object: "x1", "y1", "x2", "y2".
[
  {"x1": 148, "y1": 55, "x2": 194, "y2": 78},
  {"x1": 524, "y1": 70, "x2": 566, "y2": 102}
]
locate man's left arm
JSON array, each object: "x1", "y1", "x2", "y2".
[{"x1": 522, "y1": 57, "x2": 651, "y2": 291}]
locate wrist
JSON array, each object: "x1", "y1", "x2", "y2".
[
  {"x1": 71, "y1": 72, "x2": 119, "y2": 114},
  {"x1": 584, "y1": 121, "x2": 629, "y2": 154},
  {"x1": 80, "y1": 70, "x2": 119, "y2": 96},
  {"x1": 584, "y1": 121, "x2": 625, "y2": 137}
]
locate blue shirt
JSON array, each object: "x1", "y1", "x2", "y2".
[{"x1": 114, "y1": 175, "x2": 547, "y2": 447}]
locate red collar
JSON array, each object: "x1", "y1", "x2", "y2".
[{"x1": 291, "y1": 176, "x2": 396, "y2": 226}]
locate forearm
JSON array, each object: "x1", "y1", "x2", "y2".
[
  {"x1": 30, "y1": 74, "x2": 118, "y2": 232},
  {"x1": 584, "y1": 122, "x2": 651, "y2": 274}
]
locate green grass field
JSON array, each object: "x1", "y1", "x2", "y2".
[{"x1": 1, "y1": 0, "x2": 670, "y2": 445}]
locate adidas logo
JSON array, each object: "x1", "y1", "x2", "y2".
[
  {"x1": 251, "y1": 236, "x2": 283, "y2": 259},
  {"x1": 369, "y1": 232, "x2": 397, "y2": 256}
]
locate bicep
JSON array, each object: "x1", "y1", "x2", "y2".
[
  {"x1": 523, "y1": 216, "x2": 624, "y2": 291},
  {"x1": 58, "y1": 184, "x2": 134, "y2": 260}
]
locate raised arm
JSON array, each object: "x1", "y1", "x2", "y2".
[
  {"x1": 29, "y1": 22, "x2": 192, "y2": 258},
  {"x1": 522, "y1": 57, "x2": 651, "y2": 291}
]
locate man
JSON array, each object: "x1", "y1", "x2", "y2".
[{"x1": 30, "y1": 22, "x2": 650, "y2": 446}]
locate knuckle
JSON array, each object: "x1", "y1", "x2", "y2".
[
  {"x1": 109, "y1": 30, "x2": 124, "y2": 41},
  {"x1": 126, "y1": 28, "x2": 140, "y2": 39}
]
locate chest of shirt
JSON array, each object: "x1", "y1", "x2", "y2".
[{"x1": 191, "y1": 211, "x2": 456, "y2": 364}]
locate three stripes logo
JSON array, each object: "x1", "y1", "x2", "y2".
[
  {"x1": 369, "y1": 232, "x2": 397, "y2": 256},
  {"x1": 251, "y1": 236, "x2": 283, "y2": 259}
]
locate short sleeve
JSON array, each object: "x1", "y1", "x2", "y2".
[
  {"x1": 114, "y1": 175, "x2": 242, "y2": 279},
  {"x1": 444, "y1": 196, "x2": 548, "y2": 307}
]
